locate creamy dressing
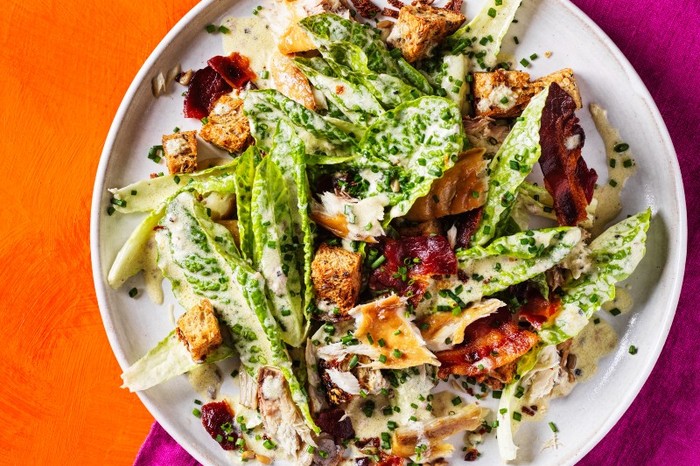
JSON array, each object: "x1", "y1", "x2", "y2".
[
  {"x1": 602, "y1": 286, "x2": 634, "y2": 315},
  {"x1": 187, "y1": 363, "x2": 223, "y2": 400},
  {"x1": 569, "y1": 319, "x2": 618, "y2": 382},
  {"x1": 222, "y1": 16, "x2": 276, "y2": 89},
  {"x1": 589, "y1": 104, "x2": 637, "y2": 237}
]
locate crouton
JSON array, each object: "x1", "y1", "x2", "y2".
[
  {"x1": 311, "y1": 244, "x2": 362, "y2": 316},
  {"x1": 387, "y1": 4, "x2": 465, "y2": 63},
  {"x1": 198, "y1": 95, "x2": 252, "y2": 154},
  {"x1": 531, "y1": 68, "x2": 582, "y2": 108},
  {"x1": 176, "y1": 299, "x2": 222, "y2": 361},
  {"x1": 473, "y1": 68, "x2": 582, "y2": 118},
  {"x1": 472, "y1": 70, "x2": 533, "y2": 118},
  {"x1": 162, "y1": 130, "x2": 198, "y2": 174}
]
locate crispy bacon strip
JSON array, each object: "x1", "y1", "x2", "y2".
[
  {"x1": 436, "y1": 308, "x2": 539, "y2": 378},
  {"x1": 539, "y1": 83, "x2": 597, "y2": 226},
  {"x1": 382, "y1": 7, "x2": 400, "y2": 18}
]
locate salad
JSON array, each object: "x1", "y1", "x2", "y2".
[{"x1": 106, "y1": 0, "x2": 650, "y2": 464}]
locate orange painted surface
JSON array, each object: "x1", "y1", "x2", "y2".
[{"x1": 0, "y1": 1, "x2": 197, "y2": 464}]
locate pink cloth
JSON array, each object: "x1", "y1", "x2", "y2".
[{"x1": 134, "y1": 0, "x2": 700, "y2": 464}]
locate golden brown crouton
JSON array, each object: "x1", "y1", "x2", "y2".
[
  {"x1": 531, "y1": 68, "x2": 582, "y2": 108},
  {"x1": 176, "y1": 299, "x2": 222, "y2": 361},
  {"x1": 473, "y1": 68, "x2": 582, "y2": 118},
  {"x1": 472, "y1": 70, "x2": 532, "y2": 118},
  {"x1": 311, "y1": 244, "x2": 362, "y2": 316},
  {"x1": 199, "y1": 95, "x2": 252, "y2": 154},
  {"x1": 387, "y1": 4, "x2": 465, "y2": 63},
  {"x1": 162, "y1": 130, "x2": 198, "y2": 174}
]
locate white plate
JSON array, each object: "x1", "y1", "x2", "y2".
[{"x1": 90, "y1": 0, "x2": 687, "y2": 464}]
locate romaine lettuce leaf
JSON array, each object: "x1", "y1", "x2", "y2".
[
  {"x1": 251, "y1": 156, "x2": 305, "y2": 347},
  {"x1": 422, "y1": 226, "x2": 581, "y2": 314},
  {"x1": 539, "y1": 209, "x2": 651, "y2": 344},
  {"x1": 234, "y1": 147, "x2": 258, "y2": 261},
  {"x1": 446, "y1": 0, "x2": 523, "y2": 69},
  {"x1": 472, "y1": 86, "x2": 550, "y2": 245},
  {"x1": 299, "y1": 13, "x2": 433, "y2": 94},
  {"x1": 121, "y1": 330, "x2": 233, "y2": 392},
  {"x1": 109, "y1": 162, "x2": 238, "y2": 213},
  {"x1": 243, "y1": 89, "x2": 357, "y2": 163},
  {"x1": 294, "y1": 56, "x2": 384, "y2": 124},
  {"x1": 154, "y1": 192, "x2": 317, "y2": 431}
]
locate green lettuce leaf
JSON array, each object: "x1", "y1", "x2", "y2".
[
  {"x1": 251, "y1": 156, "x2": 305, "y2": 347},
  {"x1": 420, "y1": 227, "x2": 581, "y2": 315},
  {"x1": 155, "y1": 191, "x2": 317, "y2": 431},
  {"x1": 243, "y1": 89, "x2": 357, "y2": 163},
  {"x1": 109, "y1": 162, "x2": 238, "y2": 213},
  {"x1": 268, "y1": 121, "x2": 316, "y2": 321},
  {"x1": 234, "y1": 147, "x2": 258, "y2": 261},
  {"x1": 294, "y1": 56, "x2": 384, "y2": 124},
  {"x1": 472, "y1": 86, "x2": 550, "y2": 245},
  {"x1": 121, "y1": 330, "x2": 234, "y2": 392},
  {"x1": 299, "y1": 13, "x2": 433, "y2": 94},
  {"x1": 539, "y1": 209, "x2": 651, "y2": 344},
  {"x1": 446, "y1": 0, "x2": 523, "y2": 69}
]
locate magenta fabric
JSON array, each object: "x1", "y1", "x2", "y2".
[{"x1": 134, "y1": 1, "x2": 700, "y2": 465}]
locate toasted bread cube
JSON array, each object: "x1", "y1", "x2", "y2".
[
  {"x1": 176, "y1": 299, "x2": 222, "y2": 361},
  {"x1": 473, "y1": 68, "x2": 582, "y2": 118},
  {"x1": 311, "y1": 244, "x2": 362, "y2": 316},
  {"x1": 199, "y1": 95, "x2": 251, "y2": 154},
  {"x1": 473, "y1": 70, "x2": 532, "y2": 118},
  {"x1": 162, "y1": 130, "x2": 198, "y2": 174},
  {"x1": 387, "y1": 4, "x2": 465, "y2": 63},
  {"x1": 531, "y1": 68, "x2": 582, "y2": 109}
]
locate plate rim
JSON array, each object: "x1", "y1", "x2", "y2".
[{"x1": 89, "y1": 0, "x2": 688, "y2": 464}]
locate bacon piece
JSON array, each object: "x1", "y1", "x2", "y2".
[
  {"x1": 436, "y1": 308, "x2": 539, "y2": 378},
  {"x1": 207, "y1": 53, "x2": 256, "y2": 88},
  {"x1": 382, "y1": 7, "x2": 400, "y2": 18},
  {"x1": 183, "y1": 66, "x2": 232, "y2": 119},
  {"x1": 517, "y1": 287, "x2": 561, "y2": 329},
  {"x1": 539, "y1": 83, "x2": 597, "y2": 226},
  {"x1": 444, "y1": 0, "x2": 463, "y2": 12},
  {"x1": 369, "y1": 235, "x2": 456, "y2": 305},
  {"x1": 388, "y1": 0, "x2": 405, "y2": 8},
  {"x1": 450, "y1": 207, "x2": 483, "y2": 250}
]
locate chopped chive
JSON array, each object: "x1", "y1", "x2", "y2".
[
  {"x1": 520, "y1": 58, "x2": 530, "y2": 67},
  {"x1": 130, "y1": 190, "x2": 138, "y2": 195},
  {"x1": 348, "y1": 354, "x2": 359, "y2": 369},
  {"x1": 623, "y1": 159, "x2": 633, "y2": 168},
  {"x1": 147, "y1": 145, "x2": 163, "y2": 162},
  {"x1": 371, "y1": 255, "x2": 386, "y2": 269},
  {"x1": 307, "y1": 446, "x2": 316, "y2": 454},
  {"x1": 609, "y1": 158, "x2": 617, "y2": 168},
  {"x1": 110, "y1": 197, "x2": 127, "y2": 208},
  {"x1": 201, "y1": 117, "x2": 209, "y2": 124},
  {"x1": 263, "y1": 439, "x2": 276, "y2": 450},
  {"x1": 549, "y1": 422, "x2": 559, "y2": 433},
  {"x1": 387, "y1": 421, "x2": 398, "y2": 430},
  {"x1": 530, "y1": 53, "x2": 539, "y2": 60},
  {"x1": 378, "y1": 338, "x2": 386, "y2": 347},
  {"x1": 499, "y1": 408, "x2": 507, "y2": 415},
  {"x1": 128, "y1": 287, "x2": 138, "y2": 298},
  {"x1": 609, "y1": 179, "x2": 618, "y2": 187},
  {"x1": 488, "y1": 7, "x2": 497, "y2": 17},
  {"x1": 318, "y1": 450, "x2": 329, "y2": 459},
  {"x1": 192, "y1": 408, "x2": 202, "y2": 418},
  {"x1": 609, "y1": 307, "x2": 621, "y2": 316},
  {"x1": 393, "y1": 329, "x2": 402, "y2": 336},
  {"x1": 205, "y1": 24, "x2": 216, "y2": 33},
  {"x1": 107, "y1": 206, "x2": 115, "y2": 216},
  {"x1": 392, "y1": 349, "x2": 402, "y2": 358},
  {"x1": 259, "y1": 70, "x2": 269, "y2": 79},
  {"x1": 173, "y1": 127, "x2": 180, "y2": 133},
  {"x1": 173, "y1": 175, "x2": 181, "y2": 184},
  {"x1": 492, "y1": 390, "x2": 502, "y2": 399},
  {"x1": 194, "y1": 399, "x2": 202, "y2": 405},
  {"x1": 379, "y1": 354, "x2": 387, "y2": 363},
  {"x1": 629, "y1": 345, "x2": 638, "y2": 355},
  {"x1": 513, "y1": 412, "x2": 522, "y2": 421},
  {"x1": 513, "y1": 36, "x2": 519, "y2": 44},
  {"x1": 218, "y1": 25, "x2": 230, "y2": 34},
  {"x1": 215, "y1": 434, "x2": 223, "y2": 442},
  {"x1": 614, "y1": 143, "x2": 629, "y2": 152},
  {"x1": 451, "y1": 396, "x2": 462, "y2": 406}
]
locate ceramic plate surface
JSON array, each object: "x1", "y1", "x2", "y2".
[{"x1": 91, "y1": 0, "x2": 687, "y2": 464}]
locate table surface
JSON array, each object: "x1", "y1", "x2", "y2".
[{"x1": 1, "y1": 0, "x2": 698, "y2": 465}]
